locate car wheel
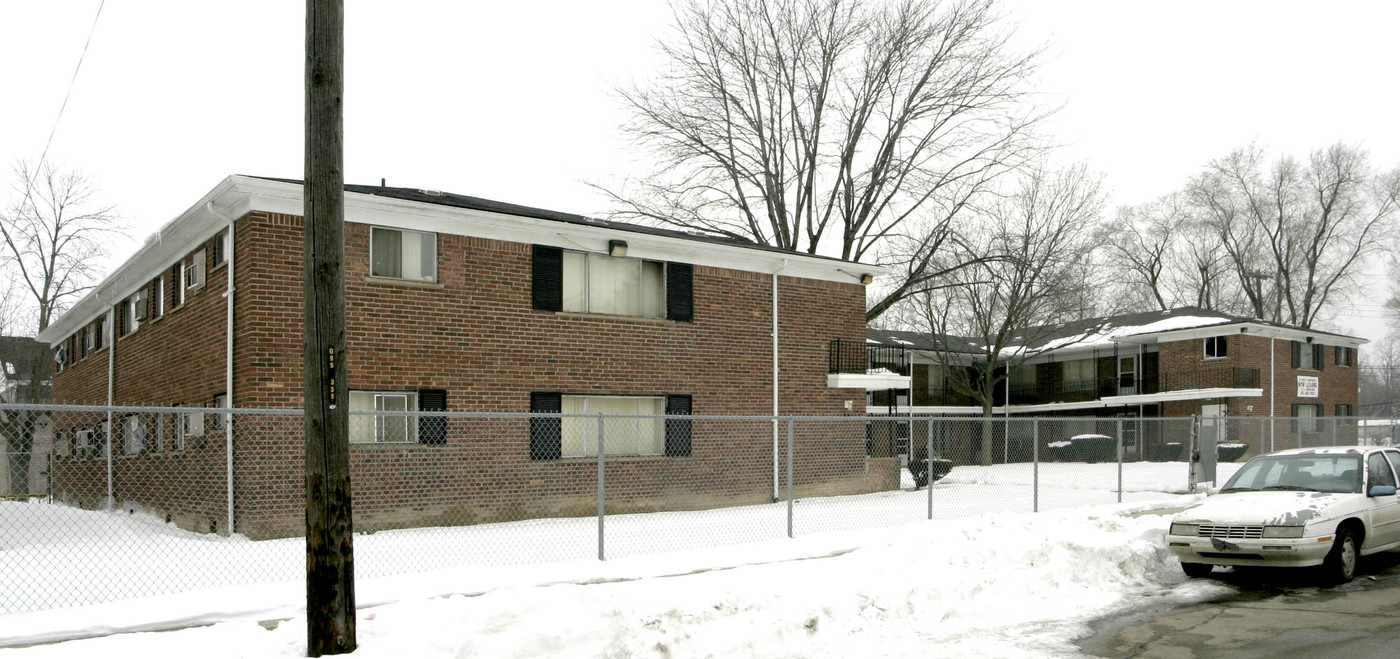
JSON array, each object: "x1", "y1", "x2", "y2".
[
  {"x1": 1180, "y1": 562, "x2": 1213, "y2": 578},
  {"x1": 1321, "y1": 526, "x2": 1359, "y2": 584}
]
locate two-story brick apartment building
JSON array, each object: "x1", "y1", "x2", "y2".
[
  {"x1": 38, "y1": 176, "x2": 888, "y2": 539},
  {"x1": 859, "y1": 308, "x2": 1364, "y2": 462}
]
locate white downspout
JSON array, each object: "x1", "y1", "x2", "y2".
[
  {"x1": 105, "y1": 303, "x2": 115, "y2": 510},
  {"x1": 1269, "y1": 333, "x2": 1276, "y2": 452},
  {"x1": 771, "y1": 261, "x2": 787, "y2": 502},
  {"x1": 208, "y1": 202, "x2": 236, "y2": 534}
]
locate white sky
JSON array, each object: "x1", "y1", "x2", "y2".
[{"x1": 1, "y1": 0, "x2": 1396, "y2": 340}]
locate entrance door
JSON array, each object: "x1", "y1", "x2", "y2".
[{"x1": 1118, "y1": 356, "x2": 1137, "y2": 395}]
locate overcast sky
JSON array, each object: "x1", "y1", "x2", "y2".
[{"x1": 1, "y1": 0, "x2": 1396, "y2": 340}]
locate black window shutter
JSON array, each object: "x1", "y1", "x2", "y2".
[
  {"x1": 1314, "y1": 345, "x2": 1325, "y2": 371},
  {"x1": 529, "y1": 392, "x2": 562, "y2": 460},
  {"x1": 418, "y1": 389, "x2": 448, "y2": 445},
  {"x1": 1291, "y1": 341, "x2": 1301, "y2": 368},
  {"x1": 116, "y1": 302, "x2": 127, "y2": 336},
  {"x1": 664, "y1": 394, "x2": 693, "y2": 457},
  {"x1": 169, "y1": 264, "x2": 180, "y2": 308},
  {"x1": 666, "y1": 262, "x2": 693, "y2": 322},
  {"x1": 1218, "y1": 336, "x2": 1227, "y2": 357},
  {"x1": 532, "y1": 246, "x2": 563, "y2": 311},
  {"x1": 150, "y1": 279, "x2": 162, "y2": 318}
]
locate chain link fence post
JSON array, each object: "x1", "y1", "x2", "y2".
[
  {"x1": 1032, "y1": 419, "x2": 1039, "y2": 513},
  {"x1": 786, "y1": 418, "x2": 794, "y2": 539},
  {"x1": 926, "y1": 417, "x2": 934, "y2": 520},
  {"x1": 597, "y1": 413, "x2": 605, "y2": 561},
  {"x1": 1116, "y1": 418, "x2": 1123, "y2": 503}
]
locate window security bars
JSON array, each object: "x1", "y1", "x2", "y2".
[{"x1": 0, "y1": 404, "x2": 1391, "y2": 621}]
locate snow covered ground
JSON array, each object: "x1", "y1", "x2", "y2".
[{"x1": 0, "y1": 461, "x2": 1240, "y2": 657}]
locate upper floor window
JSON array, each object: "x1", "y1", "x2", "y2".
[
  {"x1": 1335, "y1": 346, "x2": 1355, "y2": 367},
  {"x1": 186, "y1": 249, "x2": 206, "y2": 292},
  {"x1": 1063, "y1": 359, "x2": 1095, "y2": 385},
  {"x1": 562, "y1": 251, "x2": 664, "y2": 318},
  {"x1": 1204, "y1": 336, "x2": 1228, "y2": 359},
  {"x1": 1292, "y1": 341, "x2": 1324, "y2": 371},
  {"x1": 211, "y1": 228, "x2": 229, "y2": 267},
  {"x1": 371, "y1": 227, "x2": 436, "y2": 282},
  {"x1": 532, "y1": 245, "x2": 693, "y2": 322}
]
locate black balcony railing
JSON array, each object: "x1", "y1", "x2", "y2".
[
  {"x1": 1001, "y1": 367, "x2": 1259, "y2": 406},
  {"x1": 829, "y1": 340, "x2": 910, "y2": 376},
  {"x1": 1160, "y1": 367, "x2": 1259, "y2": 392}
]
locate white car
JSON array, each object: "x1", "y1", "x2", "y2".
[{"x1": 1166, "y1": 446, "x2": 1400, "y2": 582}]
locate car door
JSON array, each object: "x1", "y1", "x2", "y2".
[{"x1": 1364, "y1": 451, "x2": 1400, "y2": 549}]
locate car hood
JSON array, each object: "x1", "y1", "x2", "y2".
[{"x1": 1173, "y1": 491, "x2": 1357, "y2": 526}]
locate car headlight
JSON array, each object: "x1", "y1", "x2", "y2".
[
  {"x1": 1169, "y1": 523, "x2": 1199, "y2": 536},
  {"x1": 1262, "y1": 526, "x2": 1304, "y2": 538}
]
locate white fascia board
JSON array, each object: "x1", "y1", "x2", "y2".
[
  {"x1": 38, "y1": 177, "x2": 247, "y2": 346},
  {"x1": 239, "y1": 177, "x2": 883, "y2": 285},
  {"x1": 827, "y1": 373, "x2": 912, "y2": 391},
  {"x1": 1116, "y1": 322, "x2": 1366, "y2": 348},
  {"x1": 1101, "y1": 387, "x2": 1264, "y2": 406}
]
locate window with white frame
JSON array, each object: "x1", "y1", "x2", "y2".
[
  {"x1": 211, "y1": 393, "x2": 229, "y2": 431},
  {"x1": 370, "y1": 227, "x2": 437, "y2": 282},
  {"x1": 122, "y1": 415, "x2": 146, "y2": 455},
  {"x1": 179, "y1": 404, "x2": 204, "y2": 448},
  {"x1": 561, "y1": 395, "x2": 665, "y2": 457},
  {"x1": 151, "y1": 277, "x2": 164, "y2": 318},
  {"x1": 562, "y1": 251, "x2": 665, "y2": 318},
  {"x1": 349, "y1": 391, "x2": 419, "y2": 443},
  {"x1": 1204, "y1": 335, "x2": 1228, "y2": 359},
  {"x1": 186, "y1": 249, "x2": 206, "y2": 292},
  {"x1": 173, "y1": 262, "x2": 186, "y2": 307}
]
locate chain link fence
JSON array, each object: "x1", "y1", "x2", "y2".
[{"x1": 0, "y1": 403, "x2": 1385, "y2": 617}]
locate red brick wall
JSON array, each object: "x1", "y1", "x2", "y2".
[
  {"x1": 1157, "y1": 333, "x2": 1358, "y2": 419},
  {"x1": 53, "y1": 210, "x2": 878, "y2": 538}
]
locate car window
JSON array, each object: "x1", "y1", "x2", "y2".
[
  {"x1": 1222, "y1": 454, "x2": 1362, "y2": 493},
  {"x1": 1386, "y1": 452, "x2": 1400, "y2": 481},
  {"x1": 1370, "y1": 454, "x2": 1398, "y2": 488}
]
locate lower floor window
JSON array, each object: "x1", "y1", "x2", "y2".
[
  {"x1": 562, "y1": 395, "x2": 665, "y2": 457},
  {"x1": 1293, "y1": 403, "x2": 1323, "y2": 433},
  {"x1": 350, "y1": 391, "x2": 418, "y2": 443}
]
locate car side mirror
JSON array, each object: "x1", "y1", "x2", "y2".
[{"x1": 1368, "y1": 485, "x2": 1397, "y2": 497}]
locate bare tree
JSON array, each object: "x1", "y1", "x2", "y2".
[
  {"x1": 1100, "y1": 193, "x2": 1190, "y2": 311},
  {"x1": 912, "y1": 165, "x2": 1105, "y2": 463},
  {"x1": 1360, "y1": 333, "x2": 1400, "y2": 421},
  {"x1": 0, "y1": 160, "x2": 121, "y2": 493},
  {"x1": 1188, "y1": 143, "x2": 1400, "y2": 328},
  {"x1": 603, "y1": 0, "x2": 1047, "y2": 320}
]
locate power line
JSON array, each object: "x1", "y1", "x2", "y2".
[{"x1": 31, "y1": 0, "x2": 107, "y2": 174}]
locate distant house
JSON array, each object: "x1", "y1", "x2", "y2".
[
  {"x1": 36, "y1": 176, "x2": 888, "y2": 538},
  {"x1": 0, "y1": 336, "x2": 53, "y2": 495},
  {"x1": 857, "y1": 308, "x2": 1364, "y2": 463}
]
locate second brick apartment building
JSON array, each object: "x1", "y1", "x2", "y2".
[{"x1": 38, "y1": 175, "x2": 886, "y2": 538}]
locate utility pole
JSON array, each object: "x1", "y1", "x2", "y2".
[{"x1": 304, "y1": 0, "x2": 355, "y2": 655}]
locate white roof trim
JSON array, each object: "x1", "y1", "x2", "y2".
[
  {"x1": 1114, "y1": 322, "x2": 1366, "y2": 348},
  {"x1": 40, "y1": 176, "x2": 885, "y2": 345}
]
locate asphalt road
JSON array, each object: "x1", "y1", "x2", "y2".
[{"x1": 1077, "y1": 552, "x2": 1400, "y2": 658}]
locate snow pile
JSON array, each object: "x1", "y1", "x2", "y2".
[{"x1": 1, "y1": 504, "x2": 1230, "y2": 658}]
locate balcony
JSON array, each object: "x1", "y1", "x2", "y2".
[
  {"x1": 1004, "y1": 367, "x2": 1261, "y2": 406},
  {"x1": 827, "y1": 340, "x2": 912, "y2": 391}
]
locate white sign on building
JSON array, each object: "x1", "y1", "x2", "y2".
[{"x1": 1297, "y1": 375, "x2": 1319, "y2": 398}]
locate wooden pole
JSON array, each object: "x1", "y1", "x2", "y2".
[{"x1": 304, "y1": 0, "x2": 355, "y2": 655}]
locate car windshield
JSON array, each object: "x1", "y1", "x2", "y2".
[{"x1": 1220, "y1": 454, "x2": 1363, "y2": 494}]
